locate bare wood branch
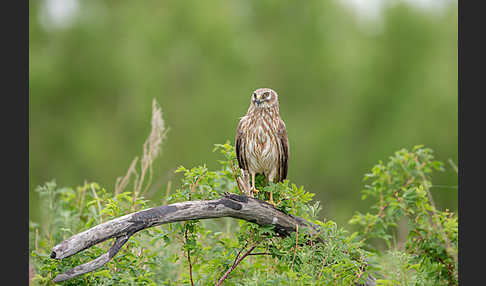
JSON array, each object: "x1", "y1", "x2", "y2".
[
  {"x1": 53, "y1": 234, "x2": 132, "y2": 283},
  {"x1": 50, "y1": 193, "x2": 319, "y2": 282}
]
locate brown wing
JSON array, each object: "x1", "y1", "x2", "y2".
[
  {"x1": 235, "y1": 118, "x2": 248, "y2": 171},
  {"x1": 277, "y1": 119, "x2": 289, "y2": 182}
]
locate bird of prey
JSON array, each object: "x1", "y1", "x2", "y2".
[{"x1": 235, "y1": 88, "x2": 289, "y2": 204}]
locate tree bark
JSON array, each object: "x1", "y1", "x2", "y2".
[{"x1": 50, "y1": 193, "x2": 319, "y2": 282}]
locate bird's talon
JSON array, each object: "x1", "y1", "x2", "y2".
[{"x1": 251, "y1": 187, "x2": 260, "y2": 197}]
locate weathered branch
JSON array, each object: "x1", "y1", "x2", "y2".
[
  {"x1": 50, "y1": 193, "x2": 319, "y2": 282},
  {"x1": 52, "y1": 234, "x2": 131, "y2": 282}
]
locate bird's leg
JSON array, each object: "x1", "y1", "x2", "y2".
[
  {"x1": 266, "y1": 173, "x2": 276, "y2": 206},
  {"x1": 251, "y1": 172, "x2": 259, "y2": 197},
  {"x1": 269, "y1": 190, "x2": 274, "y2": 205}
]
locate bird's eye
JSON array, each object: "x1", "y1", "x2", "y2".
[
  {"x1": 253, "y1": 93, "x2": 257, "y2": 98},
  {"x1": 263, "y1": 92, "x2": 269, "y2": 98}
]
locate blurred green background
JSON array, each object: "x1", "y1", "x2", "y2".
[{"x1": 29, "y1": 0, "x2": 457, "y2": 227}]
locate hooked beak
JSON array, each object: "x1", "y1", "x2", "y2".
[{"x1": 255, "y1": 99, "x2": 262, "y2": 105}]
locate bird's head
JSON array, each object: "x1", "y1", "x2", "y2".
[{"x1": 251, "y1": 88, "x2": 279, "y2": 108}]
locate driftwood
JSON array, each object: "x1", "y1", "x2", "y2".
[{"x1": 50, "y1": 193, "x2": 319, "y2": 282}]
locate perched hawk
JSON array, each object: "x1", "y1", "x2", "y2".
[{"x1": 235, "y1": 88, "x2": 289, "y2": 204}]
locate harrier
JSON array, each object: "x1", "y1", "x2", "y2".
[{"x1": 235, "y1": 88, "x2": 289, "y2": 204}]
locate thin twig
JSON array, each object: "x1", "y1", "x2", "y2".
[
  {"x1": 317, "y1": 255, "x2": 328, "y2": 280},
  {"x1": 215, "y1": 244, "x2": 257, "y2": 286},
  {"x1": 248, "y1": 252, "x2": 272, "y2": 256},
  {"x1": 291, "y1": 224, "x2": 299, "y2": 271},
  {"x1": 231, "y1": 241, "x2": 249, "y2": 266},
  {"x1": 214, "y1": 244, "x2": 249, "y2": 285},
  {"x1": 185, "y1": 226, "x2": 194, "y2": 286},
  {"x1": 183, "y1": 178, "x2": 199, "y2": 286},
  {"x1": 355, "y1": 255, "x2": 365, "y2": 282},
  {"x1": 365, "y1": 178, "x2": 411, "y2": 233},
  {"x1": 191, "y1": 176, "x2": 201, "y2": 194}
]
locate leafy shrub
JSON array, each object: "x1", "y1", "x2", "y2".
[
  {"x1": 29, "y1": 143, "x2": 457, "y2": 285},
  {"x1": 349, "y1": 145, "x2": 458, "y2": 285}
]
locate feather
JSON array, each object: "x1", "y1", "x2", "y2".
[
  {"x1": 277, "y1": 119, "x2": 289, "y2": 181},
  {"x1": 235, "y1": 118, "x2": 248, "y2": 171}
]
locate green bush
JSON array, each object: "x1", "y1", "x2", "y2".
[
  {"x1": 350, "y1": 145, "x2": 458, "y2": 285},
  {"x1": 29, "y1": 143, "x2": 457, "y2": 285}
]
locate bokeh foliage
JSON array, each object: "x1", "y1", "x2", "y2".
[{"x1": 29, "y1": 0, "x2": 457, "y2": 226}]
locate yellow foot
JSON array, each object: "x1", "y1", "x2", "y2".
[
  {"x1": 251, "y1": 187, "x2": 259, "y2": 197},
  {"x1": 269, "y1": 192, "x2": 275, "y2": 205}
]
